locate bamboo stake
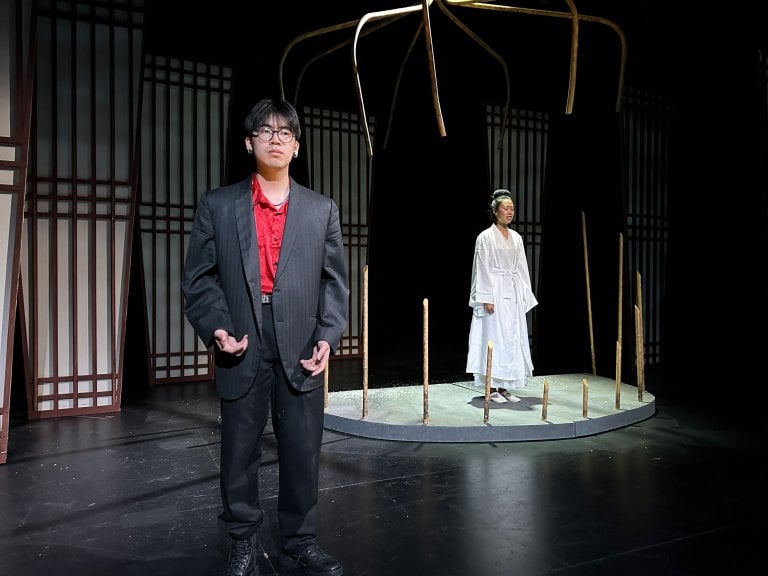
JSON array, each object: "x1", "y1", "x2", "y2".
[
  {"x1": 581, "y1": 211, "x2": 596, "y2": 374},
  {"x1": 635, "y1": 304, "x2": 645, "y2": 401},
  {"x1": 617, "y1": 232, "x2": 623, "y2": 382},
  {"x1": 423, "y1": 298, "x2": 429, "y2": 425},
  {"x1": 615, "y1": 341, "x2": 621, "y2": 409},
  {"x1": 483, "y1": 341, "x2": 493, "y2": 424},
  {"x1": 635, "y1": 272, "x2": 645, "y2": 400},
  {"x1": 323, "y1": 362, "x2": 329, "y2": 408},
  {"x1": 362, "y1": 265, "x2": 369, "y2": 419},
  {"x1": 542, "y1": 379, "x2": 549, "y2": 420},
  {"x1": 582, "y1": 378, "x2": 589, "y2": 418}
]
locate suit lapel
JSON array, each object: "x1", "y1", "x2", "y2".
[
  {"x1": 235, "y1": 179, "x2": 260, "y2": 298},
  {"x1": 274, "y1": 180, "x2": 302, "y2": 287}
]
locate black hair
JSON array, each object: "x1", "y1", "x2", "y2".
[
  {"x1": 243, "y1": 98, "x2": 301, "y2": 139},
  {"x1": 488, "y1": 189, "x2": 514, "y2": 223}
]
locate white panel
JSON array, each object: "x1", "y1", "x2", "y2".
[
  {"x1": 57, "y1": 217, "x2": 72, "y2": 375},
  {"x1": 141, "y1": 230, "x2": 155, "y2": 338},
  {"x1": 113, "y1": 26, "x2": 131, "y2": 182},
  {"x1": 169, "y1": 231, "x2": 182, "y2": 358},
  {"x1": 20, "y1": 215, "x2": 28, "y2": 346},
  {"x1": 95, "y1": 218, "x2": 111, "y2": 375},
  {"x1": 0, "y1": 193, "x2": 11, "y2": 408},
  {"x1": 0, "y1": 144, "x2": 14, "y2": 185},
  {"x1": 114, "y1": 218, "x2": 128, "y2": 375},
  {"x1": 92, "y1": 21, "x2": 108, "y2": 182},
  {"x1": 75, "y1": 218, "x2": 91, "y2": 376},
  {"x1": 55, "y1": 17, "x2": 73, "y2": 180},
  {"x1": 35, "y1": 220, "x2": 52, "y2": 376},
  {"x1": 0, "y1": 0, "x2": 11, "y2": 138},
  {"x1": 155, "y1": 233, "x2": 167, "y2": 351},
  {"x1": 154, "y1": 83, "x2": 168, "y2": 204}
]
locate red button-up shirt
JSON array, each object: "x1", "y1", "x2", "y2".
[{"x1": 251, "y1": 174, "x2": 288, "y2": 295}]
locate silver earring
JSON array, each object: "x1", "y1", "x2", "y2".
[
  {"x1": 293, "y1": 151, "x2": 298, "y2": 158},
  {"x1": 246, "y1": 148, "x2": 252, "y2": 155}
]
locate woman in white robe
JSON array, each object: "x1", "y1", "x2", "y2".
[{"x1": 465, "y1": 190, "x2": 538, "y2": 403}]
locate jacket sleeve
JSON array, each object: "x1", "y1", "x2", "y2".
[
  {"x1": 315, "y1": 199, "x2": 349, "y2": 353},
  {"x1": 180, "y1": 192, "x2": 235, "y2": 348}
]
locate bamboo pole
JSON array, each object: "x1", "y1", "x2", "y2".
[
  {"x1": 362, "y1": 265, "x2": 369, "y2": 419},
  {"x1": 582, "y1": 378, "x2": 589, "y2": 418},
  {"x1": 542, "y1": 379, "x2": 549, "y2": 420},
  {"x1": 483, "y1": 341, "x2": 493, "y2": 424},
  {"x1": 563, "y1": 0, "x2": 579, "y2": 115},
  {"x1": 581, "y1": 211, "x2": 596, "y2": 374},
  {"x1": 615, "y1": 341, "x2": 621, "y2": 409},
  {"x1": 323, "y1": 362, "x2": 329, "y2": 408},
  {"x1": 423, "y1": 298, "x2": 429, "y2": 425},
  {"x1": 420, "y1": 0, "x2": 446, "y2": 139},
  {"x1": 351, "y1": 2, "x2": 431, "y2": 155},
  {"x1": 635, "y1": 271, "x2": 645, "y2": 400},
  {"x1": 635, "y1": 304, "x2": 645, "y2": 401},
  {"x1": 616, "y1": 232, "x2": 623, "y2": 382}
]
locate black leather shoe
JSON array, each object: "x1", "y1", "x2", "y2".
[
  {"x1": 281, "y1": 543, "x2": 342, "y2": 576},
  {"x1": 225, "y1": 536, "x2": 257, "y2": 576}
]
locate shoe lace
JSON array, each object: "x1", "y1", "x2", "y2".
[
  {"x1": 303, "y1": 543, "x2": 327, "y2": 561},
  {"x1": 225, "y1": 539, "x2": 253, "y2": 576}
]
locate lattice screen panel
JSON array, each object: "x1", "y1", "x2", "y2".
[
  {"x1": 139, "y1": 57, "x2": 231, "y2": 384},
  {"x1": 302, "y1": 106, "x2": 373, "y2": 359},
  {"x1": 21, "y1": 0, "x2": 144, "y2": 417}
]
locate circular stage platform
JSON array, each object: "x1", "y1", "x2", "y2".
[{"x1": 323, "y1": 373, "x2": 655, "y2": 443}]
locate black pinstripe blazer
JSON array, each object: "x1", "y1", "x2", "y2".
[{"x1": 181, "y1": 175, "x2": 349, "y2": 399}]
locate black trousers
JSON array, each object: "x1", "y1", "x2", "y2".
[{"x1": 218, "y1": 303, "x2": 325, "y2": 553}]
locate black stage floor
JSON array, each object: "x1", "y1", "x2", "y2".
[{"x1": 0, "y1": 361, "x2": 764, "y2": 576}]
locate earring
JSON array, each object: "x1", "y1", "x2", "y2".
[
  {"x1": 293, "y1": 151, "x2": 298, "y2": 158},
  {"x1": 246, "y1": 148, "x2": 252, "y2": 155}
]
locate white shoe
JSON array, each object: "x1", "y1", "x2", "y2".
[
  {"x1": 498, "y1": 388, "x2": 521, "y2": 402},
  {"x1": 489, "y1": 391, "x2": 508, "y2": 404}
]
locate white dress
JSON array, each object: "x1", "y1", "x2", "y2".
[{"x1": 465, "y1": 225, "x2": 538, "y2": 389}]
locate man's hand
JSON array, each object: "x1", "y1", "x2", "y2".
[
  {"x1": 300, "y1": 340, "x2": 330, "y2": 376},
  {"x1": 213, "y1": 329, "x2": 248, "y2": 357}
]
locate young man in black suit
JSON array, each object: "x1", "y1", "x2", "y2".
[{"x1": 182, "y1": 98, "x2": 348, "y2": 576}]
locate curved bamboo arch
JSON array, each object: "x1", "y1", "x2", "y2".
[
  {"x1": 431, "y1": 0, "x2": 511, "y2": 150},
  {"x1": 352, "y1": 2, "x2": 434, "y2": 156},
  {"x1": 446, "y1": 0, "x2": 627, "y2": 113},
  {"x1": 278, "y1": 0, "x2": 627, "y2": 157},
  {"x1": 278, "y1": 17, "x2": 409, "y2": 106}
]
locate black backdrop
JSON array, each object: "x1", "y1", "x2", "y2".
[{"x1": 144, "y1": 1, "x2": 768, "y2": 393}]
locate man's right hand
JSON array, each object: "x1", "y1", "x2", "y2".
[{"x1": 213, "y1": 329, "x2": 248, "y2": 357}]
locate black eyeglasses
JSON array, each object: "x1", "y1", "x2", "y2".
[{"x1": 252, "y1": 126, "x2": 295, "y2": 143}]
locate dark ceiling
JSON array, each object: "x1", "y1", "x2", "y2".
[{"x1": 145, "y1": 1, "x2": 768, "y2": 125}]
